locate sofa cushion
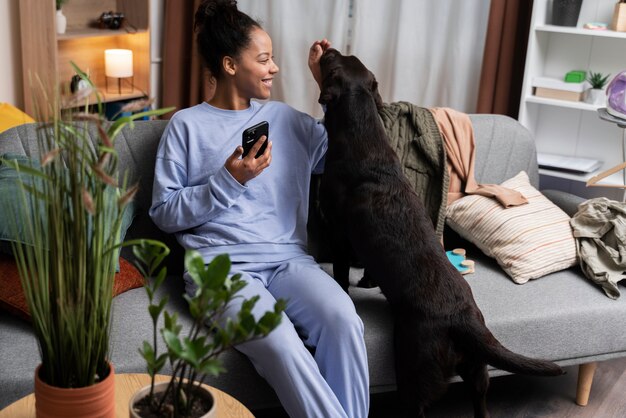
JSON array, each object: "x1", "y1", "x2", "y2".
[
  {"x1": 0, "y1": 154, "x2": 41, "y2": 255},
  {"x1": 0, "y1": 103, "x2": 34, "y2": 134},
  {"x1": 469, "y1": 114, "x2": 539, "y2": 188},
  {"x1": 446, "y1": 171, "x2": 578, "y2": 283},
  {"x1": 0, "y1": 153, "x2": 137, "y2": 272},
  {"x1": 0, "y1": 253, "x2": 145, "y2": 321}
]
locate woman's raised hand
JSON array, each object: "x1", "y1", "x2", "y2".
[{"x1": 309, "y1": 38, "x2": 331, "y2": 89}]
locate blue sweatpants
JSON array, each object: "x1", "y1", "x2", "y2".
[{"x1": 184, "y1": 254, "x2": 369, "y2": 418}]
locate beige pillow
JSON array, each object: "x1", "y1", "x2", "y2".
[{"x1": 446, "y1": 171, "x2": 577, "y2": 284}]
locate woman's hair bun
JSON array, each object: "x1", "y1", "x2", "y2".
[
  {"x1": 194, "y1": 0, "x2": 260, "y2": 78},
  {"x1": 200, "y1": 0, "x2": 238, "y2": 18}
]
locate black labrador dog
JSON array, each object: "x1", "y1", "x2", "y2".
[{"x1": 317, "y1": 48, "x2": 563, "y2": 418}]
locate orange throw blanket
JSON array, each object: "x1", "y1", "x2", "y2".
[{"x1": 430, "y1": 107, "x2": 527, "y2": 208}]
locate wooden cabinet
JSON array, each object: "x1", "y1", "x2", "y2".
[
  {"x1": 519, "y1": 0, "x2": 626, "y2": 198},
  {"x1": 19, "y1": 0, "x2": 150, "y2": 116}
]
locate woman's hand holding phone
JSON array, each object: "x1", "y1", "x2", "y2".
[{"x1": 225, "y1": 136, "x2": 272, "y2": 185}]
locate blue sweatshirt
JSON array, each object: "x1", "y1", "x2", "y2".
[{"x1": 149, "y1": 101, "x2": 327, "y2": 263}]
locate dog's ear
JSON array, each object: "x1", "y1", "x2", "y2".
[
  {"x1": 370, "y1": 76, "x2": 384, "y2": 111},
  {"x1": 319, "y1": 84, "x2": 340, "y2": 105}
]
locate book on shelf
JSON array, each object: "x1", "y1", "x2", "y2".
[
  {"x1": 537, "y1": 153, "x2": 603, "y2": 174},
  {"x1": 534, "y1": 87, "x2": 583, "y2": 101},
  {"x1": 532, "y1": 77, "x2": 591, "y2": 102}
]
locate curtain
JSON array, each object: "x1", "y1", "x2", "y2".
[
  {"x1": 161, "y1": 0, "x2": 215, "y2": 118},
  {"x1": 160, "y1": 0, "x2": 492, "y2": 116},
  {"x1": 475, "y1": 0, "x2": 533, "y2": 117},
  {"x1": 350, "y1": 0, "x2": 491, "y2": 113},
  {"x1": 237, "y1": 0, "x2": 350, "y2": 118}
]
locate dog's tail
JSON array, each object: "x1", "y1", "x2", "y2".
[{"x1": 457, "y1": 317, "x2": 564, "y2": 376}]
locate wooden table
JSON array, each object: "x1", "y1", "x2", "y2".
[{"x1": 0, "y1": 373, "x2": 254, "y2": 418}]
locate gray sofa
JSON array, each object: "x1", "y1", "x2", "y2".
[{"x1": 2, "y1": 115, "x2": 626, "y2": 413}]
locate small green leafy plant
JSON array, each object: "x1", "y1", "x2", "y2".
[
  {"x1": 56, "y1": 0, "x2": 68, "y2": 10},
  {"x1": 2, "y1": 63, "x2": 174, "y2": 388},
  {"x1": 587, "y1": 71, "x2": 611, "y2": 89},
  {"x1": 132, "y1": 242, "x2": 285, "y2": 418}
]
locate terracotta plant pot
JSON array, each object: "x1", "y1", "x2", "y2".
[
  {"x1": 129, "y1": 381, "x2": 216, "y2": 418},
  {"x1": 34, "y1": 362, "x2": 115, "y2": 418}
]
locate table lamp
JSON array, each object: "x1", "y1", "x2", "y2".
[{"x1": 104, "y1": 49, "x2": 133, "y2": 94}]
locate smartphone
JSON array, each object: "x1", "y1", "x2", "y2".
[{"x1": 242, "y1": 121, "x2": 269, "y2": 158}]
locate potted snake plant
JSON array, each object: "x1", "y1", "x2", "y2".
[
  {"x1": 586, "y1": 71, "x2": 611, "y2": 106},
  {"x1": 2, "y1": 64, "x2": 173, "y2": 418},
  {"x1": 128, "y1": 242, "x2": 285, "y2": 418}
]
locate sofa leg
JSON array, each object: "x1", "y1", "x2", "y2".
[{"x1": 575, "y1": 362, "x2": 597, "y2": 406}]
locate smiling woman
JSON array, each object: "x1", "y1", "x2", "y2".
[{"x1": 148, "y1": 1, "x2": 369, "y2": 417}]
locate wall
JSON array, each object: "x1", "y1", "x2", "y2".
[
  {"x1": 150, "y1": 0, "x2": 163, "y2": 108},
  {"x1": 0, "y1": 0, "x2": 24, "y2": 109}
]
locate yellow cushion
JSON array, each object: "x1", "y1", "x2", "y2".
[{"x1": 0, "y1": 103, "x2": 35, "y2": 134}]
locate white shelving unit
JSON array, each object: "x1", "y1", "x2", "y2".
[{"x1": 519, "y1": 0, "x2": 626, "y2": 199}]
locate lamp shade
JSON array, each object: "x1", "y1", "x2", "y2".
[{"x1": 104, "y1": 49, "x2": 133, "y2": 78}]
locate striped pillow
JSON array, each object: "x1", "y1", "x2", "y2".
[{"x1": 446, "y1": 171, "x2": 577, "y2": 283}]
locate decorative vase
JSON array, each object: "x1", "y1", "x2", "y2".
[
  {"x1": 585, "y1": 88, "x2": 606, "y2": 106},
  {"x1": 129, "y1": 382, "x2": 216, "y2": 418},
  {"x1": 56, "y1": 9, "x2": 67, "y2": 35},
  {"x1": 552, "y1": 0, "x2": 583, "y2": 27},
  {"x1": 612, "y1": 2, "x2": 626, "y2": 32},
  {"x1": 34, "y1": 363, "x2": 115, "y2": 418}
]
